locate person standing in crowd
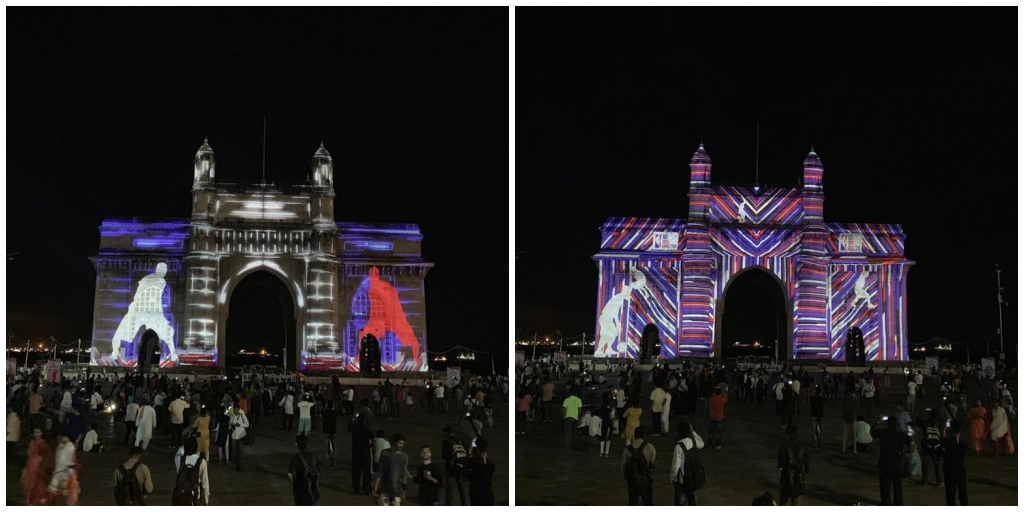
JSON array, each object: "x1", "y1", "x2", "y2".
[
  {"x1": 671, "y1": 421, "x2": 705, "y2": 505},
  {"x1": 373, "y1": 430, "x2": 390, "y2": 474},
  {"x1": 622, "y1": 426, "x2": 656, "y2": 505},
  {"x1": 920, "y1": 409, "x2": 944, "y2": 486},
  {"x1": 134, "y1": 399, "x2": 158, "y2": 451},
  {"x1": 442, "y1": 425, "x2": 470, "y2": 505},
  {"x1": 281, "y1": 390, "x2": 296, "y2": 431},
  {"x1": 968, "y1": 401, "x2": 989, "y2": 455},
  {"x1": 990, "y1": 402, "x2": 1014, "y2": 456},
  {"x1": 515, "y1": 388, "x2": 531, "y2": 435},
  {"x1": 374, "y1": 433, "x2": 409, "y2": 506},
  {"x1": 228, "y1": 401, "x2": 249, "y2": 471},
  {"x1": 414, "y1": 445, "x2": 444, "y2": 505},
  {"x1": 708, "y1": 387, "x2": 727, "y2": 449},
  {"x1": 561, "y1": 387, "x2": 583, "y2": 450},
  {"x1": 777, "y1": 425, "x2": 809, "y2": 506},
  {"x1": 621, "y1": 399, "x2": 644, "y2": 445},
  {"x1": 915, "y1": 371, "x2": 925, "y2": 397},
  {"x1": 123, "y1": 397, "x2": 139, "y2": 446},
  {"x1": 541, "y1": 378, "x2": 556, "y2": 422},
  {"x1": 191, "y1": 405, "x2": 211, "y2": 462},
  {"x1": 112, "y1": 446, "x2": 153, "y2": 505},
  {"x1": 288, "y1": 434, "x2": 320, "y2": 506},
  {"x1": 941, "y1": 421, "x2": 968, "y2": 505},
  {"x1": 810, "y1": 387, "x2": 825, "y2": 448},
  {"x1": 168, "y1": 394, "x2": 189, "y2": 448},
  {"x1": 873, "y1": 415, "x2": 911, "y2": 506},
  {"x1": 596, "y1": 389, "x2": 615, "y2": 457},
  {"x1": 650, "y1": 384, "x2": 667, "y2": 436},
  {"x1": 854, "y1": 415, "x2": 874, "y2": 453},
  {"x1": 466, "y1": 437, "x2": 496, "y2": 505},
  {"x1": 21, "y1": 428, "x2": 50, "y2": 505},
  {"x1": 907, "y1": 375, "x2": 918, "y2": 413},
  {"x1": 174, "y1": 436, "x2": 211, "y2": 505},
  {"x1": 46, "y1": 434, "x2": 81, "y2": 505},
  {"x1": 347, "y1": 414, "x2": 373, "y2": 495},
  {"x1": 297, "y1": 394, "x2": 314, "y2": 436},
  {"x1": 214, "y1": 405, "x2": 231, "y2": 463},
  {"x1": 343, "y1": 386, "x2": 356, "y2": 417},
  {"x1": 842, "y1": 391, "x2": 859, "y2": 454},
  {"x1": 322, "y1": 400, "x2": 338, "y2": 467}
]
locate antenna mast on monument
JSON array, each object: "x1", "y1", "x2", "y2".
[
  {"x1": 261, "y1": 116, "x2": 267, "y2": 184},
  {"x1": 755, "y1": 122, "x2": 760, "y2": 188}
]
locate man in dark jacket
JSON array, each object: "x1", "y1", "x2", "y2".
[
  {"x1": 941, "y1": 420, "x2": 968, "y2": 505},
  {"x1": 777, "y1": 425, "x2": 810, "y2": 506},
  {"x1": 872, "y1": 415, "x2": 911, "y2": 506},
  {"x1": 441, "y1": 426, "x2": 470, "y2": 506},
  {"x1": 347, "y1": 414, "x2": 373, "y2": 494}
]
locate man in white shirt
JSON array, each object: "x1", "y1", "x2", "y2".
[
  {"x1": 914, "y1": 371, "x2": 925, "y2": 397},
  {"x1": 280, "y1": 392, "x2": 296, "y2": 431},
  {"x1": 152, "y1": 390, "x2": 167, "y2": 429},
  {"x1": 650, "y1": 386, "x2": 666, "y2": 436},
  {"x1": 296, "y1": 394, "x2": 314, "y2": 435},
  {"x1": 906, "y1": 380, "x2": 918, "y2": 413},
  {"x1": 228, "y1": 403, "x2": 250, "y2": 471},
  {"x1": 83, "y1": 422, "x2": 103, "y2": 452},
  {"x1": 434, "y1": 385, "x2": 445, "y2": 414},
  {"x1": 168, "y1": 395, "x2": 189, "y2": 448},
  {"x1": 670, "y1": 420, "x2": 705, "y2": 505},
  {"x1": 134, "y1": 400, "x2": 157, "y2": 451},
  {"x1": 774, "y1": 378, "x2": 786, "y2": 415},
  {"x1": 343, "y1": 387, "x2": 356, "y2": 416}
]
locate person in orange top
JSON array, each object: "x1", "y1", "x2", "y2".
[
  {"x1": 708, "y1": 387, "x2": 728, "y2": 449},
  {"x1": 967, "y1": 401, "x2": 988, "y2": 455},
  {"x1": 515, "y1": 389, "x2": 532, "y2": 435},
  {"x1": 236, "y1": 393, "x2": 249, "y2": 416},
  {"x1": 21, "y1": 428, "x2": 51, "y2": 505}
]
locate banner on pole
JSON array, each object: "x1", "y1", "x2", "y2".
[
  {"x1": 981, "y1": 357, "x2": 996, "y2": 378},
  {"x1": 925, "y1": 356, "x2": 939, "y2": 372},
  {"x1": 6, "y1": 359, "x2": 16, "y2": 376},
  {"x1": 515, "y1": 351, "x2": 525, "y2": 368},
  {"x1": 447, "y1": 366, "x2": 462, "y2": 388},
  {"x1": 553, "y1": 351, "x2": 568, "y2": 365},
  {"x1": 45, "y1": 359, "x2": 62, "y2": 382}
]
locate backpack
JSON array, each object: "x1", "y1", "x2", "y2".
[
  {"x1": 786, "y1": 445, "x2": 806, "y2": 496},
  {"x1": 624, "y1": 442, "x2": 651, "y2": 487},
  {"x1": 172, "y1": 460, "x2": 203, "y2": 506},
  {"x1": 923, "y1": 425, "x2": 942, "y2": 453},
  {"x1": 114, "y1": 463, "x2": 144, "y2": 505},
  {"x1": 449, "y1": 438, "x2": 469, "y2": 471},
  {"x1": 680, "y1": 436, "x2": 706, "y2": 491},
  {"x1": 297, "y1": 452, "x2": 320, "y2": 504}
]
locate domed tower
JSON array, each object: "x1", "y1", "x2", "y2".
[
  {"x1": 191, "y1": 138, "x2": 217, "y2": 221},
  {"x1": 309, "y1": 142, "x2": 337, "y2": 249},
  {"x1": 802, "y1": 146, "x2": 824, "y2": 224},
  {"x1": 687, "y1": 142, "x2": 712, "y2": 223},
  {"x1": 311, "y1": 141, "x2": 334, "y2": 189},
  {"x1": 193, "y1": 137, "x2": 216, "y2": 187}
]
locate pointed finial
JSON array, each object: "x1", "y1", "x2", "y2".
[{"x1": 810, "y1": 144, "x2": 816, "y2": 154}]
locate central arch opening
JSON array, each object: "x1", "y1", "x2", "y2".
[
  {"x1": 226, "y1": 271, "x2": 296, "y2": 371},
  {"x1": 716, "y1": 267, "x2": 790, "y2": 361}
]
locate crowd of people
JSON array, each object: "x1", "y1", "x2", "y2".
[
  {"x1": 7, "y1": 364, "x2": 506, "y2": 506},
  {"x1": 515, "y1": 357, "x2": 1016, "y2": 506}
]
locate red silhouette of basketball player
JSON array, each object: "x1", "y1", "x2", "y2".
[{"x1": 356, "y1": 267, "x2": 421, "y2": 367}]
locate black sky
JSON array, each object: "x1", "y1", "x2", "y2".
[
  {"x1": 6, "y1": 9, "x2": 508, "y2": 356},
  {"x1": 515, "y1": 9, "x2": 1017, "y2": 356}
]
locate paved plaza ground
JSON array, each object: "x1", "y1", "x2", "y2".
[
  {"x1": 516, "y1": 369, "x2": 1018, "y2": 506},
  {"x1": 7, "y1": 383, "x2": 509, "y2": 506}
]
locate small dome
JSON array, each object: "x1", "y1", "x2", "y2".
[
  {"x1": 195, "y1": 137, "x2": 214, "y2": 159},
  {"x1": 803, "y1": 146, "x2": 822, "y2": 168},
  {"x1": 313, "y1": 141, "x2": 332, "y2": 161},
  {"x1": 690, "y1": 142, "x2": 711, "y2": 165}
]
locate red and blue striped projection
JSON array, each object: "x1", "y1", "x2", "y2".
[{"x1": 594, "y1": 182, "x2": 912, "y2": 361}]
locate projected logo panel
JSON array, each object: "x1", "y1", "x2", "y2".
[
  {"x1": 91, "y1": 263, "x2": 182, "y2": 368},
  {"x1": 337, "y1": 267, "x2": 427, "y2": 372},
  {"x1": 595, "y1": 262, "x2": 679, "y2": 359}
]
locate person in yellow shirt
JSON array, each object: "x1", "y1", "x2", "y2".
[{"x1": 561, "y1": 389, "x2": 583, "y2": 450}]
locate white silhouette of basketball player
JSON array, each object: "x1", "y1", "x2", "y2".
[
  {"x1": 109, "y1": 263, "x2": 179, "y2": 365},
  {"x1": 597, "y1": 268, "x2": 648, "y2": 357},
  {"x1": 737, "y1": 202, "x2": 751, "y2": 223},
  {"x1": 853, "y1": 270, "x2": 876, "y2": 310}
]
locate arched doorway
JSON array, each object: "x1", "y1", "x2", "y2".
[
  {"x1": 715, "y1": 267, "x2": 792, "y2": 361},
  {"x1": 226, "y1": 271, "x2": 297, "y2": 371},
  {"x1": 640, "y1": 324, "x2": 660, "y2": 361}
]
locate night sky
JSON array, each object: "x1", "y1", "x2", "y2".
[
  {"x1": 515, "y1": 9, "x2": 1017, "y2": 358},
  {"x1": 6, "y1": 9, "x2": 508, "y2": 358}
]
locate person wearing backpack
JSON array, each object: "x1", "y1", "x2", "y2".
[
  {"x1": 621, "y1": 426, "x2": 656, "y2": 505},
  {"x1": 670, "y1": 420, "x2": 706, "y2": 505},
  {"x1": 172, "y1": 437, "x2": 209, "y2": 506},
  {"x1": 288, "y1": 434, "x2": 321, "y2": 506},
  {"x1": 920, "y1": 409, "x2": 944, "y2": 487},
  {"x1": 777, "y1": 425, "x2": 810, "y2": 506},
  {"x1": 112, "y1": 447, "x2": 152, "y2": 506},
  {"x1": 442, "y1": 426, "x2": 470, "y2": 505}
]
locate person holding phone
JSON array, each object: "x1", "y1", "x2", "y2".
[{"x1": 414, "y1": 445, "x2": 444, "y2": 505}]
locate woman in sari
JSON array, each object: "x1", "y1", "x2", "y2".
[
  {"x1": 21, "y1": 428, "x2": 51, "y2": 505},
  {"x1": 990, "y1": 402, "x2": 1014, "y2": 457},
  {"x1": 620, "y1": 399, "x2": 644, "y2": 444},
  {"x1": 45, "y1": 434, "x2": 80, "y2": 505},
  {"x1": 968, "y1": 401, "x2": 989, "y2": 454},
  {"x1": 191, "y1": 405, "x2": 212, "y2": 461}
]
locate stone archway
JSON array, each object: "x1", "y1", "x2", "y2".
[{"x1": 714, "y1": 266, "x2": 792, "y2": 361}]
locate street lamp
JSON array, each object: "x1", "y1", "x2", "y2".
[{"x1": 982, "y1": 264, "x2": 1016, "y2": 357}]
